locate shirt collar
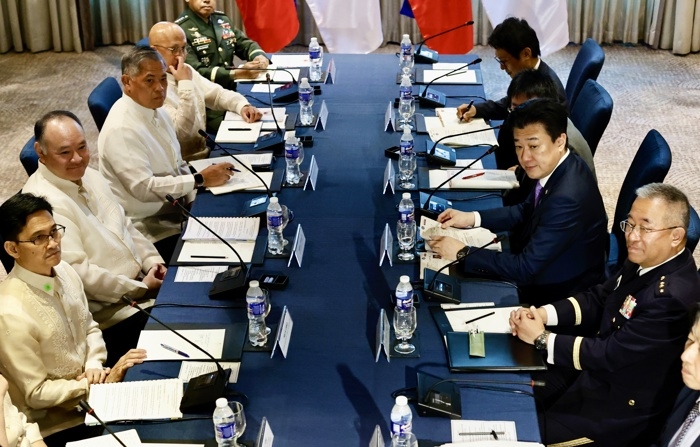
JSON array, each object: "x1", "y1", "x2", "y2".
[
  {"x1": 538, "y1": 148, "x2": 569, "y2": 189},
  {"x1": 638, "y1": 249, "x2": 684, "y2": 276},
  {"x1": 122, "y1": 94, "x2": 160, "y2": 123},
  {"x1": 533, "y1": 58, "x2": 541, "y2": 70},
  {"x1": 37, "y1": 163, "x2": 82, "y2": 193},
  {"x1": 12, "y1": 262, "x2": 58, "y2": 297}
]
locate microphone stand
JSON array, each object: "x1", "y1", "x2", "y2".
[
  {"x1": 418, "y1": 58, "x2": 482, "y2": 108},
  {"x1": 253, "y1": 73, "x2": 285, "y2": 155},
  {"x1": 414, "y1": 20, "x2": 475, "y2": 64},
  {"x1": 79, "y1": 400, "x2": 128, "y2": 447},
  {"x1": 424, "y1": 124, "x2": 499, "y2": 167}
]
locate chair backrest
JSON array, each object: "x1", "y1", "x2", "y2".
[
  {"x1": 569, "y1": 79, "x2": 613, "y2": 156},
  {"x1": 20, "y1": 136, "x2": 39, "y2": 177},
  {"x1": 87, "y1": 77, "x2": 122, "y2": 131},
  {"x1": 135, "y1": 37, "x2": 150, "y2": 48},
  {"x1": 609, "y1": 130, "x2": 672, "y2": 269},
  {"x1": 687, "y1": 206, "x2": 700, "y2": 254},
  {"x1": 566, "y1": 38, "x2": 605, "y2": 109}
]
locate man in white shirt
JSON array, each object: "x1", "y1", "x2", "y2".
[
  {"x1": 509, "y1": 183, "x2": 700, "y2": 445},
  {"x1": 23, "y1": 110, "x2": 165, "y2": 366},
  {"x1": 0, "y1": 193, "x2": 146, "y2": 446},
  {"x1": 98, "y1": 45, "x2": 233, "y2": 261},
  {"x1": 149, "y1": 21, "x2": 262, "y2": 161}
]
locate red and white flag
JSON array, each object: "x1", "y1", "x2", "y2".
[
  {"x1": 305, "y1": 0, "x2": 383, "y2": 53},
  {"x1": 236, "y1": 0, "x2": 300, "y2": 53}
]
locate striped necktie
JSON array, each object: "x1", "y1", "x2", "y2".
[{"x1": 674, "y1": 401, "x2": 700, "y2": 446}]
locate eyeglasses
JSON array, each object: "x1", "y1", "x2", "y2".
[
  {"x1": 619, "y1": 220, "x2": 680, "y2": 235},
  {"x1": 152, "y1": 44, "x2": 189, "y2": 56},
  {"x1": 16, "y1": 225, "x2": 65, "y2": 246},
  {"x1": 494, "y1": 56, "x2": 506, "y2": 66}
]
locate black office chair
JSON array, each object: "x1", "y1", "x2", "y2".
[{"x1": 566, "y1": 38, "x2": 605, "y2": 110}]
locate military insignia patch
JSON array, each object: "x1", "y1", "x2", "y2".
[
  {"x1": 619, "y1": 295, "x2": 637, "y2": 319},
  {"x1": 202, "y1": 57, "x2": 210, "y2": 66}
]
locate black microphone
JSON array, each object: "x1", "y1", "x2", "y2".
[
  {"x1": 121, "y1": 297, "x2": 232, "y2": 412},
  {"x1": 426, "y1": 235, "x2": 505, "y2": 292},
  {"x1": 425, "y1": 124, "x2": 499, "y2": 167},
  {"x1": 164, "y1": 194, "x2": 250, "y2": 301},
  {"x1": 418, "y1": 57, "x2": 482, "y2": 108},
  {"x1": 253, "y1": 73, "x2": 285, "y2": 155},
  {"x1": 414, "y1": 20, "x2": 475, "y2": 64},
  {"x1": 79, "y1": 400, "x2": 128, "y2": 447}
]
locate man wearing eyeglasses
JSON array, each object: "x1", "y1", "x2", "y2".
[
  {"x1": 0, "y1": 193, "x2": 146, "y2": 446},
  {"x1": 455, "y1": 17, "x2": 567, "y2": 123},
  {"x1": 148, "y1": 21, "x2": 263, "y2": 160},
  {"x1": 509, "y1": 183, "x2": 700, "y2": 445},
  {"x1": 23, "y1": 110, "x2": 164, "y2": 367}
]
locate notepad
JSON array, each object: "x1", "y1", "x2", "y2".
[
  {"x1": 428, "y1": 118, "x2": 498, "y2": 147},
  {"x1": 428, "y1": 169, "x2": 519, "y2": 190},
  {"x1": 66, "y1": 429, "x2": 141, "y2": 447},
  {"x1": 136, "y1": 328, "x2": 226, "y2": 360},
  {"x1": 420, "y1": 216, "x2": 502, "y2": 251},
  {"x1": 85, "y1": 379, "x2": 183, "y2": 424},
  {"x1": 189, "y1": 156, "x2": 274, "y2": 195}
]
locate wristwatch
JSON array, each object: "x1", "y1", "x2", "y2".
[
  {"x1": 534, "y1": 330, "x2": 551, "y2": 351},
  {"x1": 194, "y1": 173, "x2": 204, "y2": 188},
  {"x1": 456, "y1": 246, "x2": 471, "y2": 260}
]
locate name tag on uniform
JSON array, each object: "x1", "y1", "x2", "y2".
[
  {"x1": 196, "y1": 44, "x2": 209, "y2": 52},
  {"x1": 619, "y1": 295, "x2": 637, "y2": 319}
]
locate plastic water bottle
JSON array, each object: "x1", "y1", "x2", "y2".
[
  {"x1": 399, "y1": 34, "x2": 414, "y2": 75},
  {"x1": 398, "y1": 193, "x2": 414, "y2": 225},
  {"x1": 390, "y1": 395, "x2": 413, "y2": 435},
  {"x1": 267, "y1": 196, "x2": 284, "y2": 255},
  {"x1": 285, "y1": 134, "x2": 302, "y2": 185},
  {"x1": 395, "y1": 275, "x2": 414, "y2": 310},
  {"x1": 400, "y1": 126, "x2": 414, "y2": 156},
  {"x1": 299, "y1": 77, "x2": 314, "y2": 125},
  {"x1": 309, "y1": 37, "x2": 323, "y2": 82},
  {"x1": 398, "y1": 74, "x2": 414, "y2": 130},
  {"x1": 213, "y1": 398, "x2": 235, "y2": 447},
  {"x1": 246, "y1": 280, "x2": 268, "y2": 346}
]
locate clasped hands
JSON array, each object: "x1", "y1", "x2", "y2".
[
  {"x1": 509, "y1": 306, "x2": 548, "y2": 345},
  {"x1": 78, "y1": 349, "x2": 147, "y2": 385}
]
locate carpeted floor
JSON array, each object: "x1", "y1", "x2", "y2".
[{"x1": 1, "y1": 43, "x2": 699, "y2": 277}]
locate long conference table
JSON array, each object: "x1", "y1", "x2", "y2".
[{"x1": 121, "y1": 54, "x2": 541, "y2": 446}]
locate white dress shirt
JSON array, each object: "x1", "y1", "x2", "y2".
[
  {"x1": 3, "y1": 392, "x2": 42, "y2": 447},
  {"x1": 0, "y1": 262, "x2": 107, "y2": 437},
  {"x1": 164, "y1": 64, "x2": 249, "y2": 161},
  {"x1": 98, "y1": 94, "x2": 196, "y2": 243},
  {"x1": 23, "y1": 163, "x2": 162, "y2": 328}
]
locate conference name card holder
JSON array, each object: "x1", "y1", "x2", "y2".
[
  {"x1": 303, "y1": 155, "x2": 319, "y2": 191},
  {"x1": 287, "y1": 224, "x2": 306, "y2": 267},
  {"x1": 325, "y1": 58, "x2": 336, "y2": 84},
  {"x1": 256, "y1": 417, "x2": 275, "y2": 447},
  {"x1": 379, "y1": 223, "x2": 394, "y2": 267},
  {"x1": 271, "y1": 305, "x2": 293, "y2": 358},
  {"x1": 315, "y1": 100, "x2": 329, "y2": 130},
  {"x1": 384, "y1": 101, "x2": 397, "y2": 133},
  {"x1": 383, "y1": 160, "x2": 396, "y2": 195},
  {"x1": 375, "y1": 308, "x2": 391, "y2": 363},
  {"x1": 369, "y1": 425, "x2": 385, "y2": 447}
]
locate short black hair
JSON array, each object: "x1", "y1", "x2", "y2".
[
  {"x1": 488, "y1": 17, "x2": 541, "y2": 59},
  {"x1": 0, "y1": 193, "x2": 53, "y2": 242},
  {"x1": 34, "y1": 110, "x2": 83, "y2": 146},
  {"x1": 507, "y1": 69, "x2": 559, "y2": 101},
  {"x1": 122, "y1": 45, "x2": 164, "y2": 77},
  {"x1": 510, "y1": 98, "x2": 567, "y2": 142}
]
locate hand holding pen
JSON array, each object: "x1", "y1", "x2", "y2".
[{"x1": 457, "y1": 100, "x2": 475, "y2": 122}]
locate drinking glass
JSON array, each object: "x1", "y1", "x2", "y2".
[
  {"x1": 393, "y1": 306, "x2": 417, "y2": 355},
  {"x1": 280, "y1": 204, "x2": 291, "y2": 247},
  {"x1": 262, "y1": 288, "x2": 272, "y2": 335},
  {"x1": 391, "y1": 432, "x2": 418, "y2": 447},
  {"x1": 396, "y1": 220, "x2": 415, "y2": 261},
  {"x1": 398, "y1": 98, "x2": 415, "y2": 130},
  {"x1": 398, "y1": 154, "x2": 416, "y2": 189},
  {"x1": 231, "y1": 401, "x2": 246, "y2": 446}
]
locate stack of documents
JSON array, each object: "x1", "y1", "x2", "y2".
[
  {"x1": 423, "y1": 63, "x2": 480, "y2": 84},
  {"x1": 224, "y1": 108, "x2": 286, "y2": 132},
  {"x1": 189, "y1": 155, "x2": 273, "y2": 194},
  {"x1": 425, "y1": 111, "x2": 498, "y2": 147},
  {"x1": 85, "y1": 379, "x2": 183, "y2": 424},
  {"x1": 176, "y1": 214, "x2": 260, "y2": 264},
  {"x1": 428, "y1": 168, "x2": 518, "y2": 190}
]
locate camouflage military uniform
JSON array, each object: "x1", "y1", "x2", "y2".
[{"x1": 176, "y1": 7, "x2": 268, "y2": 90}]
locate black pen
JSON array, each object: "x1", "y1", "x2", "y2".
[
  {"x1": 491, "y1": 429, "x2": 498, "y2": 440},
  {"x1": 214, "y1": 162, "x2": 241, "y2": 173},
  {"x1": 464, "y1": 311, "x2": 495, "y2": 325},
  {"x1": 458, "y1": 431, "x2": 505, "y2": 436},
  {"x1": 190, "y1": 255, "x2": 227, "y2": 259},
  {"x1": 227, "y1": 128, "x2": 253, "y2": 131},
  {"x1": 459, "y1": 100, "x2": 474, "y2": 122}
]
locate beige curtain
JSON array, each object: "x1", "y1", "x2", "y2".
[{"x1": 0, "y1": 0, "x2": 81, "y2": 53}]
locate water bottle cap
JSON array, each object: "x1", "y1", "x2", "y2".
[
  {"x1": 249, "y1": 280, "x2": 259, "y2": 288},
  {"x1": 402, "y1": 34, "x2": 409, "y2": 40},
  {"x1": 396, "y1": 395, "x2": 408, "y2": 405},
  {"x1": 400, "y1": 275, "x2": 410, "y2": 283},
  {"x1": 269, "y1": 196, "x2": 279, "y2": 203},
  {"x1": 216, "y1": 398, "x2": 228, "y2": 407},
  {"x1": 402, "y1": 193, "x2": 411, "y2": 199},
  {"x1": 311, "y1": 37, "x2": 318, "y2": 44}
]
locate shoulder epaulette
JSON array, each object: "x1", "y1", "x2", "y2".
[
  {"x1": 213, "y1": 10, "x2": 226, "y2": 15},
  {"x1": 656, "y1": 275, "x2": 671, "y2": 297},
  {"x1": 175, "y1": 15, "x2": 187, "y2": 24}
]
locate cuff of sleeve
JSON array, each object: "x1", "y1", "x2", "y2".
[
  {"x1": 126, "y1": 282, "x2": 148, "y2": 299},
  {"x1": 177, "y1": 79, "x2": 194, "y2": 91},
  {"x1": 473, "y1": 212, "x2": 481, "y2": 228},
  {"x1": 188, "y1": 174, "x2": 197, "y2": 191},
  {"x1": 543, "y1": 304, "x2": 558, "y2": 326},
  {"x1": 26, "y1": 422, "x2": 43, "y2": 443},
  {"x1": 142, "y1": 256, "x2": 164, "y2": 274},
  {"x1": 546, "y1": 333, "x2": 556, "y2": 364}
]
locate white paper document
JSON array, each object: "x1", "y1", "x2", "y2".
[
  {"x1": 272, "y1": 54, "x2": 311, "y2": 67},
  {"x1": 451, "y1": 420, "x2": 518, "y2": 443},
  {"x1": 225, "y1": 108, "x2": 286, "y2": 122},
  {"x1": 178, "y1": 361, "x2": 240, "y2": 383},
  {"x1": 428, "y1": 117, "x2": 497, "y2": 147},
  {"x1": 189, "y1": 156, "x2": 273, "y2": 195},
  {"x1": 420, "y1": 216, "x2": 502, "y2": 251},
  {"x1": 215, "y1": 121, "x2": 262, "y2": 143},
  {"x1": 423, "y1": 69, "x2": 478, "y2": 84},
  {"x1": 191, "y1": 154, "x2": 273, "y2": 170},
  {"x1": 444, "y1": 306, "x2": 522, "y2": 333},
  {"x1": 174, "y1": 265, "x2": 229, "y2": 282},
  {"x1": 136, "y1": 329, "x2": 225, "y2": 360},
  {"x1": 251, "y1": 83, "x2": 281, "y2": 93},
  {"x1": 66, "y1": 429, "x2": 141, "y2": 447},
  {"x1": 85, "y1": 379, "x2": 183, "y2": 424},
  {"x1": 177, "y1": 240, "x2": 256, "y2": 263},
  {"x1": 181, "y1": 216, "x2": 259, "y2": 241},
  {"x1": 428, "y1": 169, "x2": 519, "y2": 190},
  {"x1": 435, "y1": 109, "x2": 491, "y2": 129}
]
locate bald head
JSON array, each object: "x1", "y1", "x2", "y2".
[{"x1": 149, "y1": 22, "x2": 189, "y2": 71}]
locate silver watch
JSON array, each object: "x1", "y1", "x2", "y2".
[{"x1": 534, "y1": 330, "x2": 551, "y2": 351}]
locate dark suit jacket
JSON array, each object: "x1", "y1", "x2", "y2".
[
  {"x1": 474, "y1": 60, "x2": 567, "y2": 121},
  {"x1": 544, "y1": 250, "x2": 700, "y2": 446},
  {"x1": 461, "y1": 152, "x2": 607, "y2": 305},
  {"x1": 653, "y1": 387, "x2": 700, "y2": 447}
]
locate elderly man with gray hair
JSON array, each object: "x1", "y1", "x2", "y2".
[{"x1": 98, "y1": 46, "x2": 233, "y2": 261}]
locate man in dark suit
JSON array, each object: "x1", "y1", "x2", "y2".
[
  {"x1": 457, "y1": 17, "x2": 567, "y2": 122},
  {"x1": 426, "y1": 99, "x2": 607, "y2": 306},
  {"x1": 510, "y1": 183, "x2": 700, "y2": 446},
  {"x1": 653, "y1": 305, "x2": 700, "y2": 447}
]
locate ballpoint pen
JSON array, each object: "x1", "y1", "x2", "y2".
[
  {"x1": 160, "y1": 343, "x2": 190, "y2": 358},
  {"x1": 213, "y1": 162, "x2": 241, "y2": 172},
  {"x1": 462, "y1": 172, "x2": 485, "y2": 180},
  {"x1": 464, "y1": 311, "x2": 495, "y2": 325},
  {"x1": 459, "y1": 100, "x2": 474, "y2": 122},
  {"x1": 227, "y1": 127, "x2": 253, "y2": 131}
]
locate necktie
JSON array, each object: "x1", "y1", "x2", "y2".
[
  {"x1": 674, "y1": 401, "x2": 700, "y2": 446},
  {"x1": 534, "y1": 182, "x2": 543, "y2": 207}
]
